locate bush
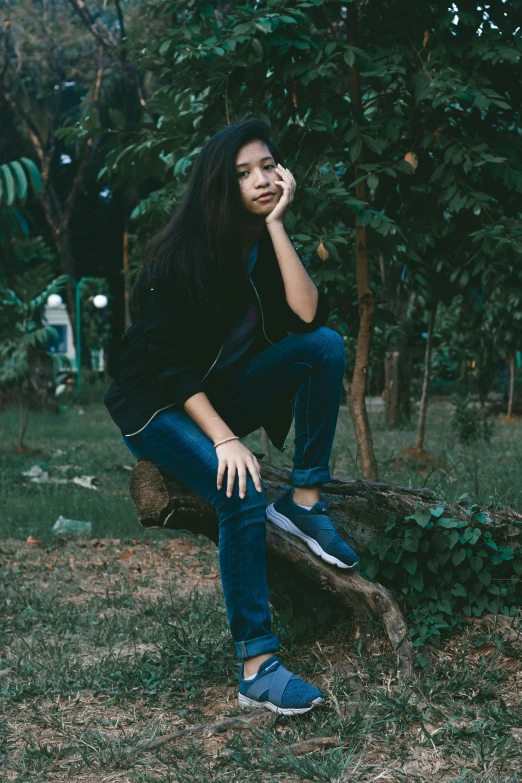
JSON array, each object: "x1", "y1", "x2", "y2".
[
  {"x1": 360, "y1": 501, "x2": 522, "y2": 650},
  {"x1": 452, "y1": 394, "x2": 494, "y2": 444}
]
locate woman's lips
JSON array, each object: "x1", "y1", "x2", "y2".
[{"x1": 257, "y1": 194, "x2": 274, "y2": 201}]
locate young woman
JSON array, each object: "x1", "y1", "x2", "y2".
[{"x1": 104, "y1": 119, "x2": 358, "y2": 716}]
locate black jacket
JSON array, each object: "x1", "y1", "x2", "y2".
[{"x1": 104, "y1": 228, "x2": 331, "y2": 451}]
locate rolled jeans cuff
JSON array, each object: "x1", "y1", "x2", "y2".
[
  {"x1": 235, "y1": 633, "x2": 280, "y2": 660},
  {"x1": 291, "y1": 465, "x2": 331, "y2": 487}
]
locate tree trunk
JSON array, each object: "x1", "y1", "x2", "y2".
[
  {"x1": 16, "y1": 397, "x2": 30, "y2": 453},
  {"x1": 260, "y1": 428, "x2": 272, "y2": 462},
  {"x1": 344, "y1": 3, "x2": 378, "y2": 481},
  {"x1": 506, "y1": 356, "x2": 515, "y2": 420},
  {"x1": 415, "y1": 303, "x2": 438, "y2": 452},
  {"x1": 384, "y1": 351, "x2": 400, "y2": 427},
  {"x1": 379, "y1": 258, "x2": 412, "y2": 426},
  {"x1": 130, "y1": 459, "x2": 416, "y2": 675}
]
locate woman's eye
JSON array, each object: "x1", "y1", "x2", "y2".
[{"x1": 238, "y1": 164, "x2": 275, "y2": 178}]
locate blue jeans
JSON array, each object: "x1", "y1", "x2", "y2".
[{"x1": 121, "y1": 326, "x2": 346, "y2": 659}]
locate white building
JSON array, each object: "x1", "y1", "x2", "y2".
[{"x1": 42, "y1": 301, "x2": 105, "y2": 372}]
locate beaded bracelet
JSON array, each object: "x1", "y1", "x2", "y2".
[{"x1": 214, "y1": 435, "x2": 240, "y2": 449}]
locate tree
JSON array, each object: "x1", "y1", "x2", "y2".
[
  {"x1": 65, "y1": 0, "x2": 522, "y2": 475},
  {"x1": 0, "y1": 265, "x2": 68, "y2": 451}
]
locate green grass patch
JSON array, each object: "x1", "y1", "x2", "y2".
[{"x1": 1, "y1": 388, "x2": 521, "y2": 779}]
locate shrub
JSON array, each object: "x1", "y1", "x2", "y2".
[{"x1": 452, "y1": 394, "x2": 494, "y2": 444}]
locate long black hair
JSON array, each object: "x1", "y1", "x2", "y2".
[{"x1": 129, "y1": 119, "x2": 282, "y2": 325}]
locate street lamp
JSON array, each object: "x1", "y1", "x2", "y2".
[{"x1": 47, "y1": 276, "x2": 108, "y2": 389}]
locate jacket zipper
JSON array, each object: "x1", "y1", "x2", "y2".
[
  {"x1": 124, "y1": 342, "x2": 224, "y2": 437},
  {"x1": 250, "y1": 277, "x2": 274, "y2": 346},
  {"x1": 251, "y1": 274, "x2": 293, "y2": 451},
  {"x1": 201, "y1": 341, "x2": 224, "y2": 382}
]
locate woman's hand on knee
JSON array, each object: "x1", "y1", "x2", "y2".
[{"x1": 215, "y1": 441, "x2": 262, "y2": 499}]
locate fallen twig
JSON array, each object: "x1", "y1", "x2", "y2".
[
  {"x1": 253, "y1": 735, "x2": 338, "y2": 758},
  {"x1": 126, "y1": 711, "x2": 268, "y2": 755}
]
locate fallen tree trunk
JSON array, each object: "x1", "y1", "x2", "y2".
[{"x1": 129, "y1": 460, "x2": 522, "y2": 679}]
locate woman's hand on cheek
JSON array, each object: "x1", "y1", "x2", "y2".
[{"x1": 265, "y1": 164, "x2": 296, "y2": 226}]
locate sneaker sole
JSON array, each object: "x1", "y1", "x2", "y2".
[
  {"x1": 238, "y1": 692, "x2": 324, "y2": 715},
  {"x1": 266, "y1": 504, "x2": 359, "y2": 570}
]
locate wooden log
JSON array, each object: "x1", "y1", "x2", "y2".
[
  {"x1": 129, "y1": 458, "x2": 521, "y2": 678},
  {"x1": 129, "y1": 459, "x2": 414, "y2": 676}
]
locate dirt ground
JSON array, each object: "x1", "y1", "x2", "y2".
[{"x1": 1, "y1": 534, "x2": 522, "y2": 782}]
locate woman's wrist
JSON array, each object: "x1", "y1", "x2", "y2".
[
  {"x1": 214, "y1": 435, "x2": 240, "y2": 449},
  {"x1": 266, "y1": 219, "x2": 286, "y2": 233}
]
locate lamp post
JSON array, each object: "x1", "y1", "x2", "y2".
[{"x1": 47, "y1": 276, "x2": 108, "y2": 389}]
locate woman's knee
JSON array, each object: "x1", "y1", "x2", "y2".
[
  {"x1": 309, "y1": 326, "x2": 346, "y2": 366},
  {"x1": 214, "y1": 475, "x2": 267, "y2": 522}
]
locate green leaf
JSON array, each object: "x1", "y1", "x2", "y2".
[
  {"x1": 402, "y1": 556, "x2": 417, "y2": 575},
  {"x1": 474, "y1": 512, "x2": 487, "y2": 524},
  {"x1": 408, "y1": 572, "x2": 424, "y2": 592},
  {"x1": 343, "y1": 49, "x2": 355, "y2": 67},
  {"x1": 430, "y1": 506, "x2": 445, "y2": 518},
  {"x1": 445, "y1": 530, "x2": 460, "y2": 550},
  {"x1": 1, "y1": 164, "x2": 15, "y2": 206},
  {"x1": 403, "y1": 537, "x2": 419, "y2": 553},
  {"x1": 427, "y1": 558, "x2": 439, "y2": 574},
  {"x1": 452, "y1": 549, "x2": 466, "y2": 567},
  {"x1": 478, "y1": 570, "x2": 492, "y2": 587},
  {"x1": 349, "y1": 136, "x2": 362, "y2": 163},
  {"x1": 451, "y1": 583, "x2": 467, "y2": 598},
  {"x1": 9, "y1": 161, "x2": 28, "y2": 201},
  {"x1": 438, "y1": 517, "x2": 459, "y2": 528},
  {"x1": 367, "y1": 173, "x2": 379, "y2": 190},
  {"x1": 233, "y1": 22, "x2": 251, "y2": 34},
  {"x1": 470, "y1": 556, "x2": 483, "y2": 572},
  {"x1": 414, "y1": 507, "x2": 432, "y2": 528}
]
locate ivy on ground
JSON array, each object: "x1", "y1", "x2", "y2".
[{"x1": 360, "y1": 500, "x2": 522, "y2": 652}]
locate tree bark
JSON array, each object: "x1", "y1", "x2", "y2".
[
  {"x1": 130, "y1": 459, "x2": 413, "y2": 676},
  {"x1": 379, "y1": 256, "x2": 412, "y2": 426},
  {"x1": 260, "y1": 428, "x2": 272, "y2": 462},
  {"x1": 384, "y1": 351, "x2": 400, "y2": 427},
  {"x1": 344, "y1": 3, "x2": 378, "y2": 481},
  {"x1": 415, "y1": 303, "x2": 438, "y2": 452},
  {"x1": 16, "y1": 398, "x2": 29, "y2": 453},
  {"x1": 507, "y1": 356, "x2": 515, "y2": 420},
  {"x1": 128, "y1": 459, "x2": 522, "y2": 678}
]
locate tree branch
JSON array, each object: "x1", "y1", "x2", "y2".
[
  {"x1": 65, "y1": 0, "x2": 116, "y2": 49},
  {"x1": 61, "y1": 42, "x2": 104, "y2": 231},
  {"x1": 67, "y1": 0, "x2": 155, "y2": 120}
]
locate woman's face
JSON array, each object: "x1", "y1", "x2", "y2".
[{"x1": 235, "y1": 140, "x2": 282, "y2": 217}]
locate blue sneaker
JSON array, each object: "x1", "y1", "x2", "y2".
[
  {"x1": 266, "y1": 487, "x2": 359, "y2": 569},
  {"x1": 237, "y1": 655, "x2": 324, "y2": 715}
]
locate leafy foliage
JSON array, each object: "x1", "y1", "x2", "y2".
[
  {"x1": 63, "y1": 0, "x2": 521, "y2": 415},
  {"x1": 452, "y1": 394, "x2": 494, "y2": 445},
  {"x1": 0, "y1": 157, "x2": 42, "y2": 245},
  {"x1": 0, "y1": 264, "x2": 69, "y2": 399},
  {"x1": 360, "y1": 501, "x2": 522, "y2": 650}
]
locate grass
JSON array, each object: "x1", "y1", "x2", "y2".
[{"x1": 1, "y1": 386, "x2": 521, "y2": 781}]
